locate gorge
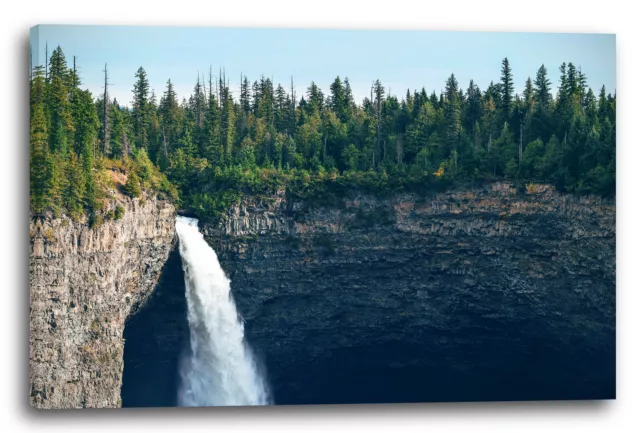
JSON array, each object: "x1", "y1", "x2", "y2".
[{"x1": 30, "y1": 182, "x2": 616, "y2": 408}]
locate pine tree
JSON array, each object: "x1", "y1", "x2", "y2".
[
  {"x1": 531, "y1": 64, "x2": 554, "y2": 143},
  {"x1": 373, "y1": 79, "x2": 385, "y2": 166},
  {"x1": 240, "y1": 74, "x2": 251, "y2": 115},
  {"x1": 533, "y1": 64, "x2": 552, "y2": 110},
  {"x1": 577, "y1": 67, "x2": 588, "y2": 109},
  {"x1": 567, "y1": 63, "x2": 578, "y2": 96},
  {"x1": 109, "y1": 102, "x2": 125, "y2": 158},
  {"x1": 222, "y1": 96, "x2": 236, "y2": 163},
  {"x1": 48, "y1": 46, "x2": 69, "y2": 85},
  {"x1": 82, "y1": 148, "x2": 97, "y2": 211},
  {"x1": 46, "y1": 152, "x2": 66, "y2": 216},
  {"x1": 444, "y1": 74, "x2": 461, "y2": 154},
  {"x1": 464, "y1": 80, "x2": 482, "y2": 136},
  {"x1": 178, "y1": 124, "x2": 197, "y2": 157},
  {"x1": 123, "y1": 169, "x2": 142, "y2": 198},
  {"x1": 69, "y1": 55, "x2": 81, "y2": 89},
  {"x1": 132, "y1": 67, "x2": 151, "y2": 150},
  {"x1": 290, "y1": 76, "x2": 297, "y2": 137},
  {"x1": 523, "y1": 77, "x2": 534, "y2": 108},
  {"x1": 330, "y1": 76, "x2": 347, "y2": 122},
  {"x1": 67, "y1": 84, "x2": 99, "y2": 211},
  {"x1": 63, "y1": 152, "x2": 86, "y2": 220},
  {"x1": 47, "y1": 47, "x2": 73, "y2": 155},
  {"x1": 30, "y1": 98, "x2": 50, "y2": 213},
  {"x1": 500, "y1": 57, "x2": 514, "y2": 120},
  {"x1": 159, "y1": 79, "x2": 180, "y2": 150},
  {"x1": 274, "y1": 84, "x2": 289, "y2": 132},
  {"x1": 204, "y1": 68, "x2": 223, "y2": 166},
  {"x1": 188, "y1": 75, "x2": 207, "y2": 155},
  {"x1": 598, "y1": 85, "x2": 609, "y2": 122},
  {"x1": 343, "y1": 77, "x2": 355, "y2": 120},
  {"x1": 429, "y1": 91, "x2": 439, "y2": 110},
  {"x1": 71, "y1": 89, "x2": 99, "y2": 157},
  {"x1": 194, "y1": 74, "x2": 206, "y2": 128},
  {"x1": 405, "y1": 101, "x2": 437, "y2": 163},
  {"x1": 306, "y1": 82, "x2": 324, "y2": 115},
  {"x1": 30, "y1": 66, "x2": 46, "y2": 115}
]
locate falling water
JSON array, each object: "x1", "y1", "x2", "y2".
[{"x1": 175, "y1": 216, "x2": 270, "y2": 406}]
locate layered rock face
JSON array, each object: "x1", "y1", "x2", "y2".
[
  {"x1": 203, "y1": 183, "x2": 615, "y2": 404},
  {"x1": 29, "y1": 197, "x2": 176, "y2": 409},
  {"x1": 31, "y1": 181, "x2": 614, "y2": 408}
]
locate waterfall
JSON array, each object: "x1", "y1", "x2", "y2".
[{"x1": 175, "y1": 216, "x2": 271, "y2": 406}]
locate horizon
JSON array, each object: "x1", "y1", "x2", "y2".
[{"x1": 30, "y1": 25, "x2": 616, "y2": 107}]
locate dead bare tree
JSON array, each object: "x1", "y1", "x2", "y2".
[
  {"x1": 103, "y1": 63, "x2": 110, "y2": 156},
  {"x1": 45, "y1": 42, "x2": 48, "y2": 81}
]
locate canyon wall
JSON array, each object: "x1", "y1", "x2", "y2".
[
  {"x1": 29, "y1": 180, "x2": 615, "y2": 408},
  {"x1": 203, "y1": 182, "x2": 615, "y2": 404},
  {"x1": 29, "y1": 197, "x2": 176, "y2": 409}
]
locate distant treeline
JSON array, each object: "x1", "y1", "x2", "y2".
[{"x1": 30, "y1": 45, "x2": 615, "y2": 222}]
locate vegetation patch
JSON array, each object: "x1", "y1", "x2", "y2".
[
  {"x1": 29, "y1": 46, "x2": 615, "y2": 227},
  {"x1": 43, "y1": 227, "x2": 57, "y2": 243},
  {"x1": 114, "y1": 205, "x2": 125, "y2": 220}
]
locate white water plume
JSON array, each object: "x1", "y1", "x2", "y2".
[{"x1": 176, "y1": 216, "x2": 270, "y2": 406}]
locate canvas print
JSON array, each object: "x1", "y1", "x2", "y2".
[{"x1": 28, "y1": 25, "x2": 615, "y2": 409}]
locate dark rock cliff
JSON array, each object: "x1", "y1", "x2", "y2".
[
  {"x1": 35, "y1": 181, "x2": 613, "y2": 407},
  {"x1": 29, "y1": 197, "x2": 176, "y2": 409},
  {"x1": 201, "y1": 182, "x2": 615, "y2": 404}
]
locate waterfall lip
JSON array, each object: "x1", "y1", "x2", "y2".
[
  {"x1": 177, "y1": 209, "x2": 199, "y2": 219},
  {"x1": 177, "y1": 215, "x2": 199, "y2": 227},
  {"x1": 175, "y1": 216, "x2": 271, "y2": 407}
]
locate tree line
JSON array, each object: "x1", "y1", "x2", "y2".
[{"x1": 30, "y1": 45, "x2": 615, "y2": 222}]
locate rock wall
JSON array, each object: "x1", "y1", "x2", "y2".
[
  {"x1": 29, "y1": 197, "x2": 176, "y2": 409},
  {"x1": 33, "y1": 181, "x2": 614, "y2": 407},
  {"x1": 203, "y1": 182, "x2": 615, "y2": 404}
]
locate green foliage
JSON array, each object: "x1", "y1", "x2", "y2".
[
  {"x1": 122, "y1": 170, "x2": 142, "y2": 198},
  {"x1": 500, "y1": 57, "x2": 514, "y2": 118},
  {"x1": 63, "y1": 152, "x2": 86, "y2": 220},
  {"x1": 521, "y1": 139, "x2": 545, "y2": 179},
  {"x1": 88, "y1": 212, "x2": 104, "y2": 229},
  {"x1": 30, "y1": 95, "x2": 50, "y2": 214},
  {"x1": 132, "y1": 67, "x2": 152, "y2": 150},
  {"x1": 30, "y1": 47, "x2": 616, "y2": 228},
  {"x1": 114, "y1": 205, "x2": 125, "y2": 220}
]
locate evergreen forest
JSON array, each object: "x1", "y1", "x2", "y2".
[{"x1": 30, "y1": 45, "x2": 616, "y2": 223}]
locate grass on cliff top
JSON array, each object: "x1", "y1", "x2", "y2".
[
  {"x1": 180, "y1": 165, "x2": 478, "y2": 224},
  {"x1": 177, "y1": 159, "x2": 614, "y2": 226},
  {"x1": 32, "y1": 149, "x2": 179, "y2": 230}
]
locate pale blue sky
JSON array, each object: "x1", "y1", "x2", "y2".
[{"x1": 30, "y1": 25, "x2": 616, "y2": 107}]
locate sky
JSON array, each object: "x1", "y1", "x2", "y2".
[{"x1": 30, "y1": 25, "x2": 616, "y2": 107}]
